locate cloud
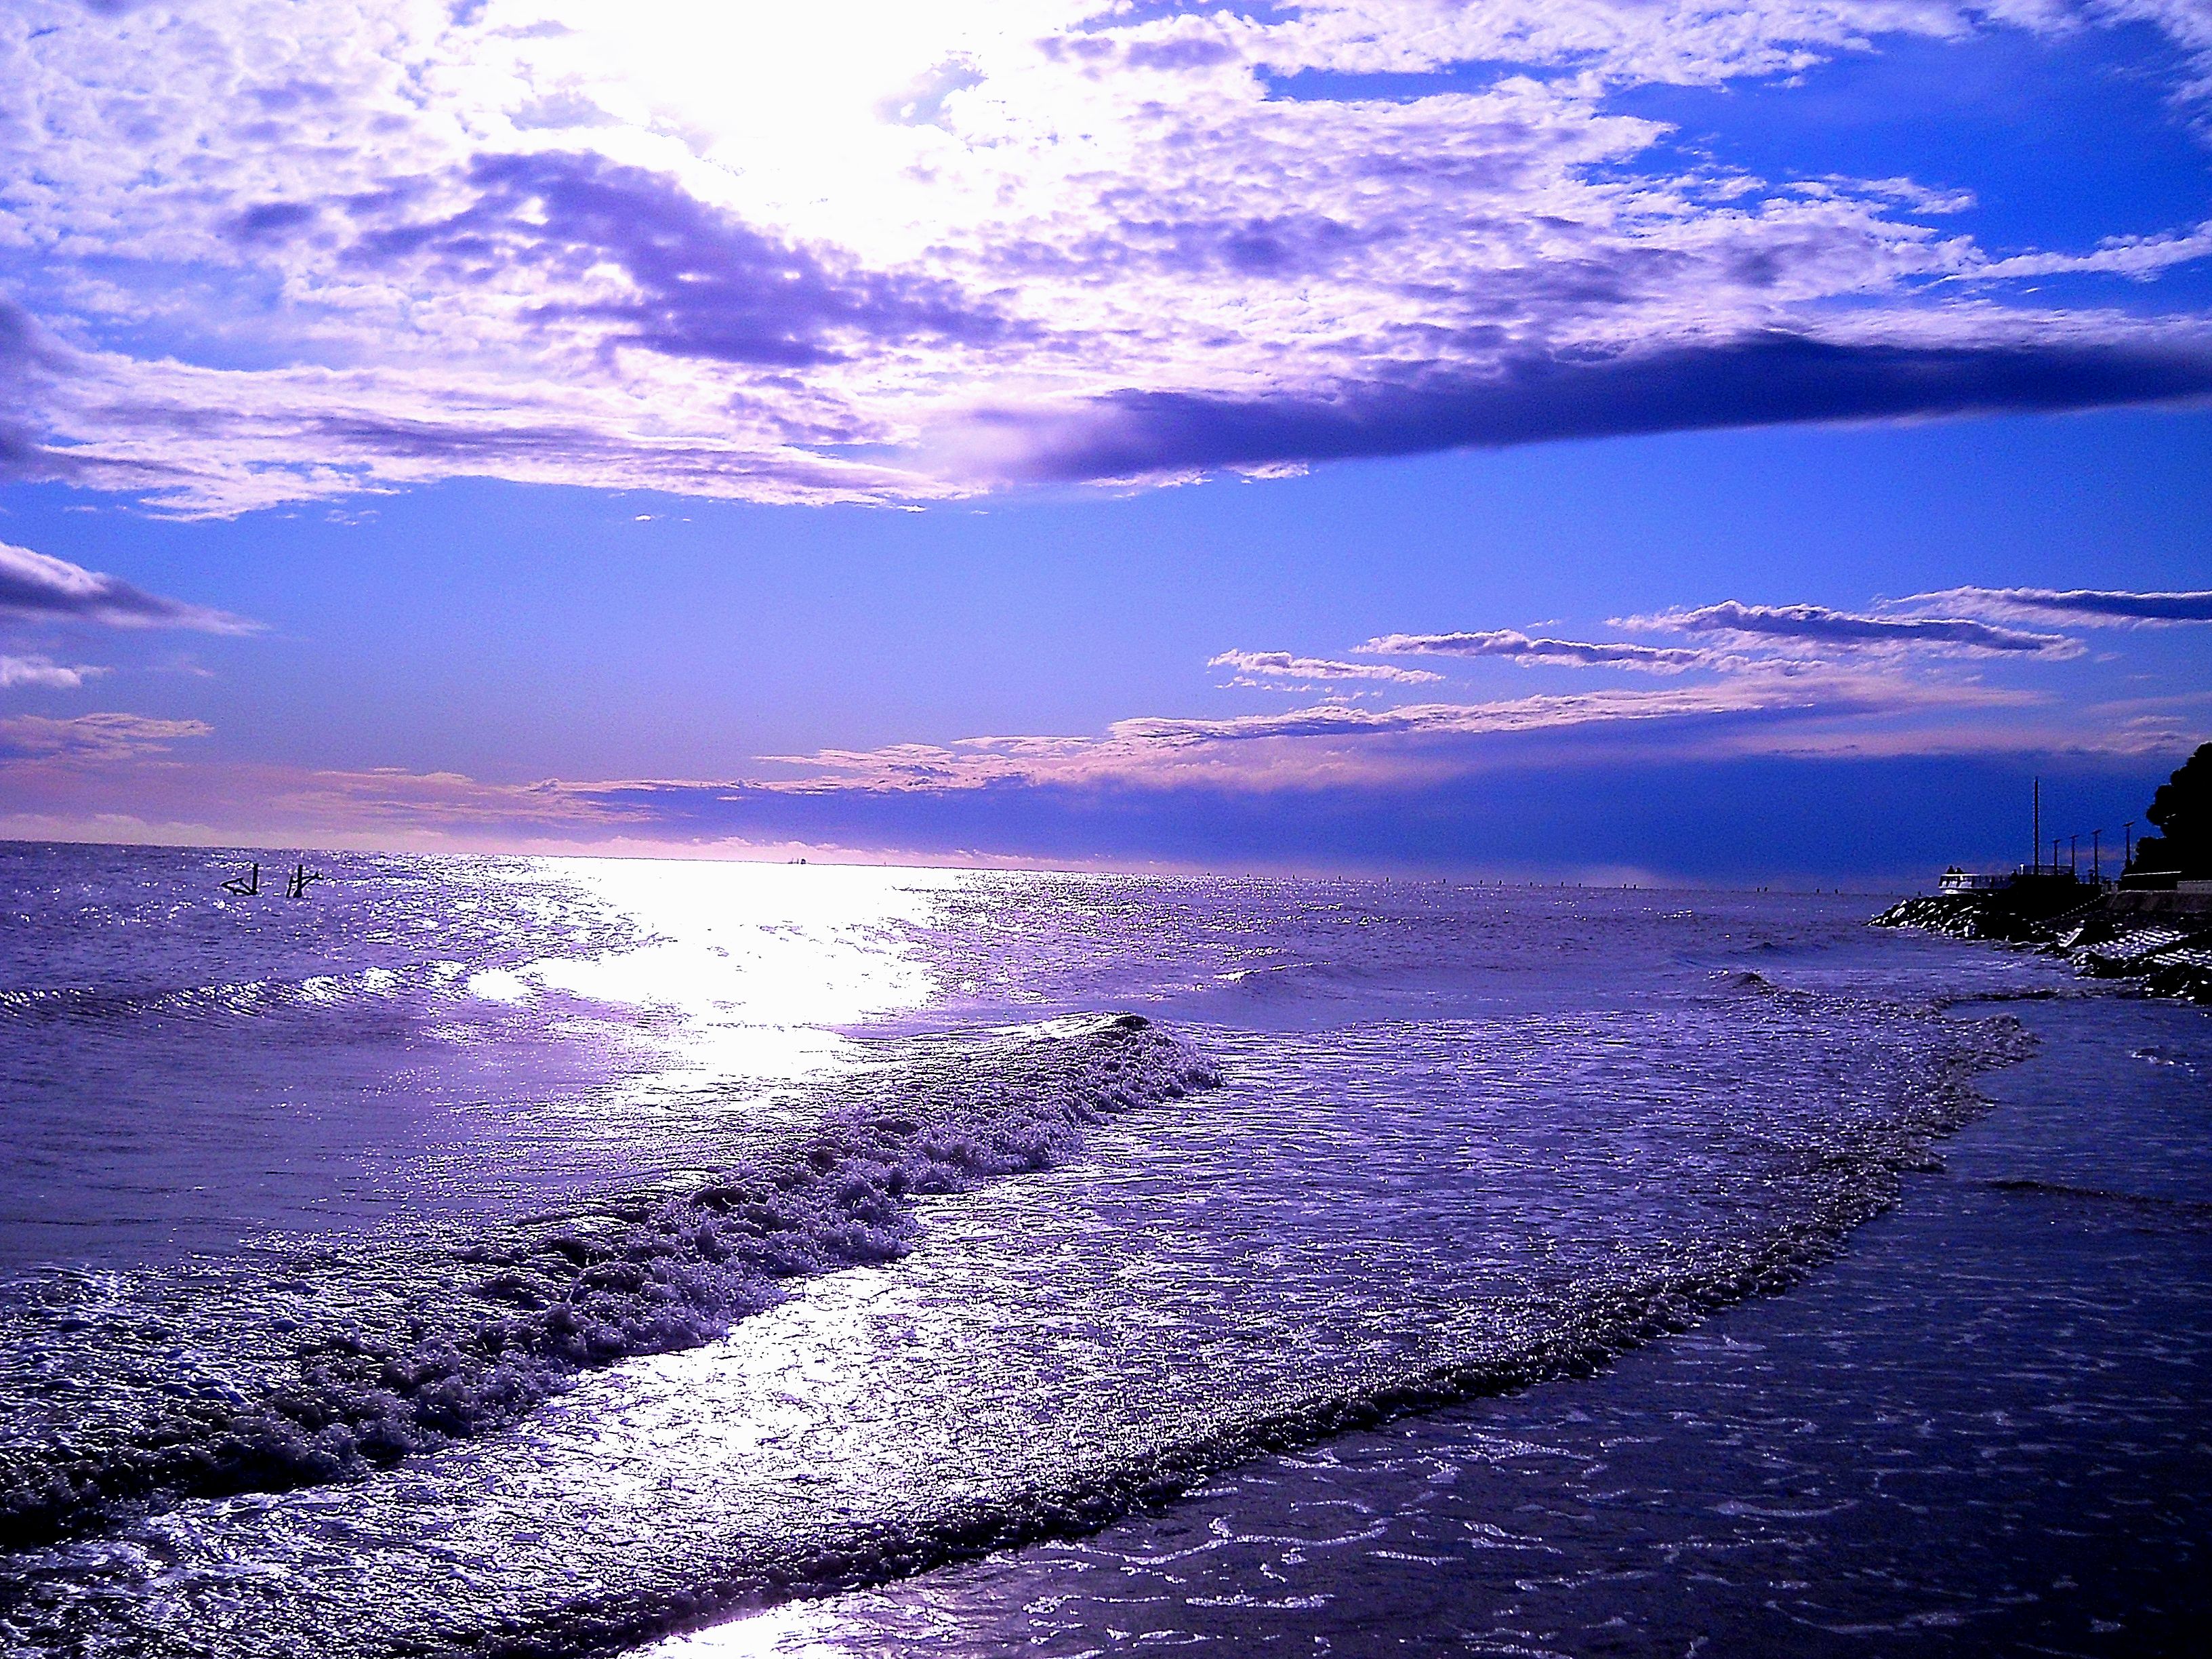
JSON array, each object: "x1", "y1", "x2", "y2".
[
  {"x1": 0, "y1": 539, "x2": 258, "y2": 631},
  {"x1": 1890, "y1": 586, "x2": 2212, "y2": 626},
  {"x1": 1967, "y1": 221, "x2": 2212, "y2": 283},
  {"x1": 1, "y1": 331, "x2": 945, "y2": 516},
  {"x1": 0, "y1": 653, "x2": 100, "y2": 690},
  {"x1": 1361, "y1": 629, "x2": 1723, "y2": 673},
  {"x1": 345, "y1": 150, "x2": 1015, "y2": 369},
  {"x1": 739, "y1": 669, "x2": 2031, "y2": 796},
  {"x1": 5, "y1": 3, "x2": 2212, "y2": 511},
  {"x1": 0, "y1": 710, "x2": 211, "y2": 762},
  {"x1": 1620, "y1": 599, "x2": 2083, "y2": 657},
  {"x1": 272, "y1": 765, "x2": 630, "y2": 831},
  {"x1": 1208, "y1": 649, "x2": 1441, "y2": 685},
  {"x1": 951, "y1": 332, "x2": 2212, "y2": 487},
  {"x1": 8, "y1": 743, "x2": 2177, "y2": 883}
]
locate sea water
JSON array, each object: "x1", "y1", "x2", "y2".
[{"x1": 0, "y1": 843, "x2": 2203, "y2": 1656}]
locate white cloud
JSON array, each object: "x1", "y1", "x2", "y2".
[
  {"x1": 0, "y1": 3, "x2": 2208, "y2": 511},
  {"x1": 1965, "y1": 221, "x2": 2212, "y2": 283},
  {"x1": 1210, "y1": 648, "x2": 1443, "y2": 685},
  {"x1": 745, "y1": 668, "x2": 2036, "y2": 794},
  {"x1": 1362, "y1": 629, "x2": 1727, "y2": 673},
  {"x1": 0, "y1": 538, "x2": 257, "y2": 630},
  {"x1": 0, "y1": 653, "x2": 100, "y2": 689},
  {"x1": 1617, "y1": 599, "x2": 2083, "y2": 657}
]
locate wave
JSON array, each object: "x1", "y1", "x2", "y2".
[
  {"x1": 0, "y1": 958, "x2": 512, "y2": 1029},
  {"x1": 1986, "y1": 1178, "x2": 2212, "y2": 1221},
  {"x1": 0, "y1": 998, "x2": 2041, "y2": 1658},
  {"x1": 1216, "y1": 960, "x2": 1351, "y2": 994},
  {"x1": 0, "y1": 1014, "x2": 1218, "y2": 1550},
  {"x1": 377, "y1": 1006, "x2": 2039, "y2": 1659}
]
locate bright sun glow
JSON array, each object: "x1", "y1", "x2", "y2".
[
  {"x1": 476, "y1": 0, "x2": 1073, "y2": 250},
  {"x1": 510, "y1": 858, "x2": 960, "y2": 1088}
]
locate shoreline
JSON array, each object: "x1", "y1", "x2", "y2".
[
  {"x1": 1873, "y1": 886, "x2": 2212, "y2": 1003},
  {"x1": 679, "y1": 987, "x2": 2209, "y2": 1658}
]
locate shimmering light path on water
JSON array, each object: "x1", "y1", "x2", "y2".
[
  {"x1": 659, "y1": 994, "x2": 2211, "y2": 1658},
  {"x1": 0, "y1": 845, "x2": 2203, "y2": 1657}
]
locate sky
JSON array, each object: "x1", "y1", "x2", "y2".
[{"x1": 1, "y1": 0, "x2": 2209, "y2": 881}]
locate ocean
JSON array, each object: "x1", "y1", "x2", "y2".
[{"x1": 0, "y1": 842, "x2": 2204, "y2": 1657}]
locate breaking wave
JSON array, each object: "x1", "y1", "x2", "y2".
[
  {"x1": 346, "y1": 1002, "x2": 2042, "y2": 1659},
  {"x1": 0, "y1": 1014, "x2": 1218, "y2": 1549},
  {"x1": 0, "y1": 958, "x2": 559, "y2": 1030}
]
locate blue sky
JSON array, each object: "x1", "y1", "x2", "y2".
[{"x1": 1, "y1": 1, "x2": 2209, "y2": 880}]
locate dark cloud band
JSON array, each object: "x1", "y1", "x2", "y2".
[
  {"x1": 0, "y1": 541, "x2": 256, "y2": 633},
  {"x1": 1624, "y1": 599, "x2": 2078, "y2": 657},
  {"x1": 1894, "y1": 586, "x2": 2212, "y2": 626},
  {"x1": 970, "y1": 334, "x2": 2212, "y2": 485}
]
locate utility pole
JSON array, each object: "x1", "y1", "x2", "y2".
[
  {"x1": 2053, "y1": 835, "x2": 2063, "y2": 873},
  {"x1": 2125, "y1": 821, "x2": 2135, "y2": 870},
  {"x1": 2069, "y1": 834, "x2": 2078, "y2": 878},
  {"x1": 2092, "y1": 828, "x2": 2103, "y2": 886},
  {"x1": 2032, "y1": 777, "x2": 2041, "y2": 872}
]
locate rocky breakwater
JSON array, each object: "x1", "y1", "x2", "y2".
[{"x1": 1874, "y1": 880, "x2": 2212, "y2": 1002}]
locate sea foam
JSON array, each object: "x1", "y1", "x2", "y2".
[{"x1": 0, "y1": 1015, "x2": 1218, "y2": 1547}]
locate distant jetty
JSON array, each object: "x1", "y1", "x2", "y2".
[
  {"x1": 1875, "y1": 749, "x2": 2211, "y2": 1002},
  {"x1": 1874, "y1": 878, "x2": 2212, "y2": 1003}
]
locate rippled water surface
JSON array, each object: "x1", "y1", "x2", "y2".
[{"x1": 0, "y1": 844, "x2": 2202, "y2": 1657}]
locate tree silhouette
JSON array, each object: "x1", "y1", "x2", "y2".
[{"x1": 2127, "y1": 741, "x2": 2211, "y2": 878}]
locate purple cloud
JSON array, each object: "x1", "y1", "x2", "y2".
[
  {"x1": 5, "y1": 4, "x2": 2212, "y2": 512},
  {"x1": 0, "y1": 711, "x2": 211, "y2": 762},
  {"x1": 1621, "y1": 599, "x2": 2081, "y2": 657},
  {"x1": 1361, "y1": 630, "x2": 1721, "y2": 674},
  {"x1": 345, "y1": 150, "x2": 1015, "y2": 369},
  {"x1": 0, "y1": 540, "x2": 257, "y2": 632},
  {"x1": 1210, "y1": 649, "x2": 1442, "y2": 685},
  {"x1": 737, "y1": 669, "x2": 2035, "y2": 796},
  {"x1": 1892, "y1": 586, "x2": 2212, "y2": 626},
  {"x1": 0, "y1": 299, "x2": 77, "y2": 487},
  {"x1": 958, "y1": 334, "x2": 2212, "y2": 486}
]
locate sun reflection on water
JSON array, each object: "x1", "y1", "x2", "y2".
[{"x1": 516, "y1": 859, "x2": 964, "y2": 1094}]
